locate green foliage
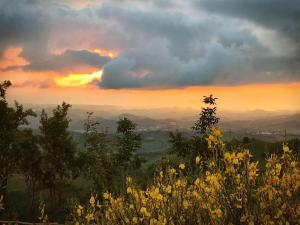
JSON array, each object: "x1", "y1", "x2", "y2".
[
  {"x1": 193, "y1": 94, "x2": 219, "y2": 135},
  {"x1": 169, "y1": 132, "x2": 191, "y2": 158},
  {"x1": 0, "y1": 80, "x2": 36, "y2": 204},
  {"x1": 18, "y1": 129, "x2": 42, "y2": 215},
  {"x1": 1, "y1": 85, "x2": 298, "y2": 224},
  {"x1": 169, "y1": 95, "x2": 219, "y2": 165},
  {"x1": 115, "y1": 117, "x2": 142, "y2": 167},
  {"x1": 80, "y1": 112, "x2": 112, "y2": 193},
  {"x1": 0, "y1": 80, "x2": 11, "y2": 98},
  {"x1": 38, "y1": 102, "x2": 77, "y2": 205}
]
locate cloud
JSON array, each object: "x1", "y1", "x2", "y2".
[
  {"x1": 98, "y1": 2, "x2": 300, "y2": 88},
  {"x1": 0, "y1": 0, "x2": 299, "y2": 88},
  {"x1": 0, "y1": 0, "x2": 50, "y2": 59},
  {"x1": 101, "y1": 39, "x2": 299, "y2": 89},
  {"x1": 0, "y1": 0, "x2": 111, "y2": 73},
  {"x1": 194, "y1": 0, "x2": 300, "y2": 49},
  {"x1": 23, "y1": 49, "x2": 110, "y2": 72}
]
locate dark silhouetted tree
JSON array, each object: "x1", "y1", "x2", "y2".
[
  {"x1": 113, "y1": 117, "x2": 142, "y2": 192},
  {"x1": 0, "y1": 80, "x2": 35, "y2": 205},
  {"x1": 169, "y1": 95, "x2": 220, "y2": 170},
  {"x1": 169, "y1": 132, "x2": 191, "y2": 158},
  {"x1": 81, "y1": 112, "x2": 111, "y2": 193},
  {"x1": 19, "y1": 129, "x2": 42, "y2": 215},
  {"x1": 193, "y1": 94, "x2": 219, "y2": 135},
  {"x1": 39, "y1": 102, "x2": 77, "y2": 206},
  {"x1": 115, "y1": 117, "x2": 142, "y2": 167}
]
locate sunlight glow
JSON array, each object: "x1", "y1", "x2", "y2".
[
  {"x1": 93, "y1": 49, "x2": 119, "y2": 58},
  {"x1": 54, "y1": 70, "x2": 103, "y2": 87},
  {"x1": 0, "y1": 47, "x2": 28, "y2": 69}
]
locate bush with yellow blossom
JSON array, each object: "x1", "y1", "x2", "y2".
[{"x1": 70, "y1": 127, "x2": 300, "y2": 225}]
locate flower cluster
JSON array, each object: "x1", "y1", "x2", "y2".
[
  {"x1": 72, "y1": 194, "x2": 102, "y2": 225},
  {"x1": 257, "y1": 144, "x2": 300, "y2": 224},
  {"x1": 70, "y1": 128, "x2": 300, "y2": 225}
]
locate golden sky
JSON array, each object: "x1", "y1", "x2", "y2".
[
  {"x1": 0, "y1": 47, "x2": 299, "y2": 111},
  {"x1": 1, "y1": 1, "x2": 299, "y2": 112}
]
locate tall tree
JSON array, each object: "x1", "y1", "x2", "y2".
[
  {"x1": 0, "y1": 80, "x2": 35, "y2": 204},
  {"x1": 169, "y1": 95, "x2": 220, "y2": 166},
  {"x1": 39, "y1": 102, "x2": 77, "y2": 205},
  {"x1": 193, "y1": 94, "x2": 219, "y2": 135},
  {"x1": 115, "y1": 117, "x2": 142, "y2": 168},
  {"x1": 113, "y1": 117, "x2": 142, "y2": 192},
  {"x1": 19, "y1": 129, "x2": 42, "y2": 215},
  {"x1": 81, "y1": 112, "x2": 111, "y2": 193}
]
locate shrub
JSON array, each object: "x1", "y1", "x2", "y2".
[{"x1": 70, "y1": 128, "x2": 300, "y2": 225}]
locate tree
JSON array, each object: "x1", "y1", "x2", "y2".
[
  {"x1": 193, "y1": 94, "x2": 219, "y2": 135},
  {"x1": 39, "y1": 102, "x2": 77, "y2": 205},
  {"x1": 113, "y1": 117, "x2": 142, "y2": 192},
  {"x1": 19, "y1": 129, "x2": 42, "y2": 215},
  {"x1": 0, "y1": 80, "x2": 35, "y2": 204},
  {"x1": 115, "y1": 117, "x2": 142, "y2": 168},
  {"x1": 169, "y1": 132, "x2": 191, "y2": 158},
  {"x1": 81, "y1": 112, "x2": 111, "y2": 193},
  {"x1": 169, "y1": 95, "x2": 220, "y2": 168}
]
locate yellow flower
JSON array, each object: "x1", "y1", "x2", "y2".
[
  {"x1": 179, "y1": 163, "x2": 185, "y2": 170},
  {"x1": 103, "y1": 192, "x2": 110, "y2": 200},
  {"x1": 183, "y1": 200, "x2": 189, "y2": 209},
  {"x1": 212, "y1": 127, "x2": 222, "y2": 137},
  {"x1": 89, "y1": 195, "x2": 95, "y2": 206},
  {"x1": 132, "y1": 217, "x2": 138, "y2": 224},
  {"x1": 76, "y1": 207, "x2": 82, "y2": 216},
  {"x1": 140, "y1": 207, "x2": 151, "y2": 217},
  {"x1": 85, "y1": 212, "x2": 94, "y2": 222},
  {"x1": 196, "y1": 156, "x2": 201, "y2": 165},
  {"x1": 159, "y1": 171, "x2": 163, "y2": 178},
  {"x1": 165, "y1": 185, "x2": 172, "y2": 194},
  {"x1": 283, "y1": 144, "x2": 290, "y2": 153},
  {"x1": 233, "y1": 158, "x2": 239, "y2": 165},
  {"x1": 127, "y1": 187, "x2": 133, "y2": 194},
  {"x1": 291, "y1": 161, "x2": 297, "y2": 167},
  {"x1": 168, "y1": 168, "x2": 176, "y2": 176},
  {"x1": 149, "y1": 188, "x2": 163, "y2": 201},
  {"x1": 215, "y1": 208, "x2": 223, "y2": 218}
]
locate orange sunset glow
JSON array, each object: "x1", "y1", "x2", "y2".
[
  {"x1": 93, "y1": 49, "x2": 119, "y2": 58},
  {"x1": 54, "y1": 70, "x2": 103, "y2": 87},
  {"x1": 6, "y1": 81, "x2": 300, "y2": 112},
  {"x1": 0, "y1": 47, "x2": 28, "y2": 69},
  {"x1": 1, "y1": 1, "x2": 300, "y2": 223},
  {"x1": 0, "y1": 0, "x2": 299, "y2": 114}
]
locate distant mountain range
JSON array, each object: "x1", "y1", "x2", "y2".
[{"x1": 24, "y1": 104, "x2": 300, "y2": 135}]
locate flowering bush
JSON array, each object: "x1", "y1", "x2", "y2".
[{"x1": 70, "y1": 128, "x2": 300, "y2": 225}]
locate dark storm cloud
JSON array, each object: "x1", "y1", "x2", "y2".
[
  {"x1": 0, "y1": 0, "x2": 109, "y2": 72},
  {"x1": 23, "y1": 50, "x2": 110, "y2": 72},
  {"x1": 97, "y1": 3, "x2": 217, "y2": 61},
  {"x1": 194, "y1": 0, "x2": 300, "y2": 45},
  {"x1": 101, "y1": 40, "x2": 299, "y2": 89},
  {"x1": 0, "y1": 0, "x2": 299, "y2": 88},
  {"x1": 0, "y1": 0, "x2": 50, "y2": 59},
  {"x1": 97, "y1": 2, "x2": 300, "y2": 88}
]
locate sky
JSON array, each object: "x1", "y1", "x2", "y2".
[{"x1": 0, "y1": 0, "x2": 299, "y2": 111}]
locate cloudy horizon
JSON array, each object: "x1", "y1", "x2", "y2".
[{"x1": 0, "y1": 0, "x2": 299, "y2": 111}]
